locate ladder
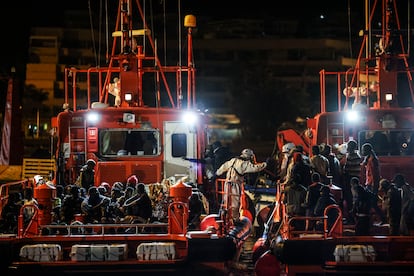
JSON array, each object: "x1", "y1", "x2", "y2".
[
  {"x1": 326, "y1": 119, "x2": 345, "y2": 146},
  {"x1": 68, "y1": 122, "x2": 87, "y2": 184}
]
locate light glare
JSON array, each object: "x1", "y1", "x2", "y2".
[
  {"x1": 182, "y1": 111, "x2": 198, "y2": 125},
  {"x1": 125, "y1": 93, "x2": 132, "y2": 101},
  {"x1": 345, "y1": 110, "x2": 359, "y2": 122},
  {"x1": 87, "y1": 112, "x2": 99, "y2": 123}
]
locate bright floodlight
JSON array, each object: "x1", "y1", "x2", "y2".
[
  {"x1": 345, "y1": 110, "x2": 359, "y2": 122},
  {"x1": 182, "y1": 111, "x2": 198, "y2": 125},
  {"x1": 385, "y1": 93, "x2": 393, "y2": 101},
  {"x1": 125, "y1": 93, "x2": 133, "y2": 101},
  {"x1": 87, "y1": 112, "x2": 100, "y2": 123}
]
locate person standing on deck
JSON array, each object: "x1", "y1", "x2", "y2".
[
  {"x1": 310, "y1": 145, "x2": 330, "y2": 185},
  {"x1": 216, "y1": 148, "x2": 267, "y2": 224},
  {"x1": 314, "y1": 185, "x2": 338, "y2": 232},
  {"x1": 342, "y1": 140, "x2": 362, "y2": 224},
  {"x1": 279, "y1": 143, "x2": 295, "y2": 184},
  {"x1": 282, "y1": 172, "x2": 308, "y2": 231},
  {"x1": 379, "y1": 178, "x2": 402, "y2": 235},
  {"x1": 351, "y1": 177, "x2": 372, "y2": 235},
  {"x1": 76, "y1": 159, "x2": 96, "y2": 191},
  {"x1": 392, "y1": 173, "x2": 414, "y2": 235},
  {"x1": 361, "y1": 142, "x2": 386, "y2": 224},
  {"x1": 321, "y1": 144, "x2": 342, "y2": 186},
  {"x1": 361, "y1": 143, "x2": 380, "y2": 194},
  {"x1": 303, "y1": 172, "x2": 324, "y2": 230},
  {"x1": 291, "y1": 150, "x2": 312, "y2": 188}
]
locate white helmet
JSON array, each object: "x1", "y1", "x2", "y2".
[
  {"x1": 282, "y1": 142, "x2": 295, "y2": 153},
  {"x1": 240, "y1": 148, "x2": 254, "y2": 160},
  {"x1": 34, "y1": 175, "x2": 44, "y2": 185}
]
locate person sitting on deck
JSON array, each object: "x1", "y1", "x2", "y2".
[
  {"x1": 22, "y1": 187, "x2": 38, "y2": 226},
  {"x1": 60, "y1": 185, "x2": 83, "y2": 224},
  {"x1": 1, "y1": 192, "x2": 22, "y2": 233},
  {"x1": 120, "y1": 183, "x2": 152, "y2": 225},
  {"x1": 81, "y1": 186, "x2": 110, "y2": 224}
]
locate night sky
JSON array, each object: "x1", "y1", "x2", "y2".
[{"x1": 0, "y1": 0, "x2": 360, "y2": 77}]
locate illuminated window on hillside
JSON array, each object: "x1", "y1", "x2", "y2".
[
  {"x1": 171, "y1": 133, "x2": 187, "y2": 157},
  {"x1": 100, "y1": 129, "x2": 159, "y2": 157}
]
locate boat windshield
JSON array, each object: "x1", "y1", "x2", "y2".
[
  {"x1": 358, "y1": 130, "x2": 414, "y2": 156},
  {"x1": 100, "y1": 129, "x2": 159, "y2": 157}
]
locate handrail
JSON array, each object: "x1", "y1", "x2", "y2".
[
  {"x1": 168, "y1": 201, "x2": 188, "y2": 234},
  {"x1": 18, "y1": 203, "x2": 40, "y2": 238},
  {"x1": 285, "y1": 204, "x2": 343, "y2": 239},
  {"x1": 0, "y1": 179, "x2": 31, "y2": 218},
  {"x1": 39, "y1": 222, "x2": 169, "y2": 236},
  {"x1": 324, "y1": 204, "x2": 343, "y2": 238}
]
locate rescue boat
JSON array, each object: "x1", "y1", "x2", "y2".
[
  {"x1": 0, "y1": 1, "x2": 245, "y2": 274},
  {"x1": 254, "y1": 1, "x2": 414, "y2": 275}
]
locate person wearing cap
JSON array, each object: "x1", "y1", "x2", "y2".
[
  {"x1": 76, "y1": 159, "x2": 96, "y2": 190},
  {"x1": 126, "y1": 175, "x2": 139, "y2": 194}
]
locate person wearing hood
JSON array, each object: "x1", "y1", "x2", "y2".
[{"x1": 216, "y1": 148, "x2": 267, "y2": 224}]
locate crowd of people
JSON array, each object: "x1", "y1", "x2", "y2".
[
  {"x1": 1, "y1": 140, "x2": 233, "y2": 235},
  {"x1": 278, "y1": 140, "x2": 414, "y2": 236},
  {"x1": 0, "y1": 174, "x2": 183, "y2": 234},
  {"x1": 2, "y1": 138, "x2": 414, "y2": 239}
]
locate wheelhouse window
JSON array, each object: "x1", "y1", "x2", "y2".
[
  {"x1": 171, "y1": 133, "x2": 187, "y2": 157},
  {"x1": 100, "y1": 129, "x2": 159, "y2": 156},
  {"x1": 358, "y1": 130, "x2": 414, "y2": 156}
]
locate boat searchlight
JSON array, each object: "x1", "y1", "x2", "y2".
[
  {"x1": 86, "y1": 112, "x2": 100, "y2": 124},
  {"x1": 182, "y1": 111, "x2": 198, "y2": 125},
  {"x1": 345, "y1": 110, "x2": 360, "y2": 123}
]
